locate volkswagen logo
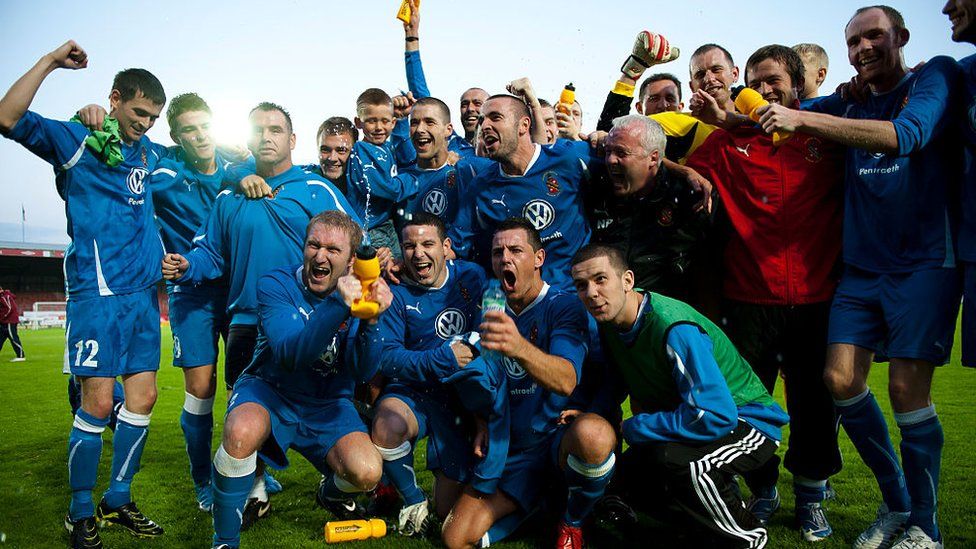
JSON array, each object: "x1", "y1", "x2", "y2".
[
  {"x1": 127, "y1": 167, "x2": 148, "y2": 195},
  {"x1": 503, "y1": 356, "x2": 527, "y2": 379},
  {"x1": 435, "y1": 308, "x2": 466, "y2": 339},
  {"x1": 522, "y1": 199, "x2": 555, "y2": 231},
  {"x1": 423, "y1": 189, "x2": 447, "y2": 216}
]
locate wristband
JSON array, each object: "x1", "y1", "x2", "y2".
[{"x1": 612, "y1": 80, "x2": 636, "y2": 98}]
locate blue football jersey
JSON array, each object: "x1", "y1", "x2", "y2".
[
  {"x1": 958, "y1": 53, "x2": 976, "y2": 263},
  {"x1": 180, "y1": 165, "x2": 359, "y2": 325},
  {"x1": 5, "y1": 111, "x2": 167, "y2": 299},
  {"x1": 345, "y1": 123, "x2": 419, "y2": 230},
  {"x1": 376, "y1": 260, "x2": 487, "y2": 387},
  {"x1": 451, "y1": 141, "x2": 594, "y2": 291},
  {"x1": 151, "y1": 150, "x2": 232, "y2": 295},
  {"x1": 395, "y1": 158, "x2": 485, "y2": 232},
  {"x1": 809, "y1": 56, "x2": 963, "y2": 272},
  {"x1": 246, "y1": 265, "x2": 376, "y2": 402},
  {"x1": 500, "y1": 283, "x2": 589, "y2": 451}
]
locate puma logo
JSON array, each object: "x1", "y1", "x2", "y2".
[
  {"x1": 735, "y1": 143, "x2": 751, "y2": 157},
  {"x1": 491, "y1": 194, "x2": 507, "y2": 208},
  {"x1": 405, "y1": 303, "x2": 423, "y2": 315}
]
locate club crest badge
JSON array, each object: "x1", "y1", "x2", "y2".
[{"x1": 543, "y1": 170, "x2": 560, "y2": 196}]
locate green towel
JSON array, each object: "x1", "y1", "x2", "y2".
[{"x1": 69, "y1": 115, "x2": 124, "y2": 167}]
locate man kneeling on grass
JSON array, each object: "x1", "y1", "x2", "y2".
[
  {"x1": 210, "y1": 211, "x2": 392, "y2": 549},
  {"x1": 571, "y1": 244, "x2": 789, "y2": 548}
]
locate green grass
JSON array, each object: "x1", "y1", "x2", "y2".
[{"x1": 0, "y1": 326, "x2": 974, "y2": 548}]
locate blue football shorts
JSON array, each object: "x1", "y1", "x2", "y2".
[
  {"x1": 65, "y1": 287, "x2": 160, "y2": 377},
  {"x1": 168, "y1": 288, "x2": 229, "y2": 368}
]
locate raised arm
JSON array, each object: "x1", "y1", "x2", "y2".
[
  {"x1": 507, "y1": 77, "x2": 549, "y2": 145},
  {"x1": 0, "y1": 41, "x2": 88, "y2": 133}
]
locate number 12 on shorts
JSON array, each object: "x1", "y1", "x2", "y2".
[{"x1": 74, "y1": 339, "x2": 99, "y2": 367}]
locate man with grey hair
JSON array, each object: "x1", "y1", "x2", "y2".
[
  {"x1": 792, "y1": 43, "x2": 829, "y2": 99},
  {"x1": 586, "y1": 114, "x2": 712, "y2": 299}
]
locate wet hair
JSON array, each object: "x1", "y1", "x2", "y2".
[
  {"x1": 850, "y1": 5, "x2": 906, "y2": 33},
  {"x1": 571, "y1": 243, "x2": 628, "y2": 274},
  {"x1": 745, "y1": 44, "x2": 806, "y2": 91},
  {"x1": 690, "y1": 43, "x2": 736, "y2": 70},
  {"x1": 306, "y1": 210, "x2": 364, "y2": 251},
  {"x1": 792, "y1": 43, "x2": 829, "y2": 69},
  {"x1": 356, "y1": 88, "x2": 393, "y2": 117},
  {"x1": 166, "y1": 93, "x2": 210, "y2": 132},
  {"x1": 316, "y1": 116, "x2": 358, "y2": 143},
  {"x1": 486, "y1": 94, "x2": 531, "y2": 122},
  {"x1": 249, "y1": 102, "x2": 293, "y2": 133},
  {"x1": 402, "y1": 211, "x2": 447, "y2": 241},
  {"x1": 495, "y1": 217, "x2": 543, "y2": 251},
  {"x1": 413, "y1": 96, "x2": 451, "y2": 124},
  {"x1": 639, "y1": 73, "x2": 683, "y2": 102},
  {"x1": 610, "y1": 114, "x2": 666, "y2": 155},
  {"x1": 112, "y1": 68, "x2": 166, "y2": 105}
]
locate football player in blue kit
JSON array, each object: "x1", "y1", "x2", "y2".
[
  {"x1": 0, "y1": 41, "x2": 169, "y2": 547},
  {"x1": 440, "y1": 219, "x2": 616, "y2": 549},
  {"x1": 762, "y1": 6, "x2": 963, "y2": 548},
  {"x1": 211, "y1": 211, "x2": 391, "y2": 549},
  {"x1": 395, "y1": 97, "x2": 488, "y2": 234},
  {"x1": 149, "y1": 93, "x2": 233, "y2": 513},
  {"x1": 370, "y1": 212, "x2": 487, "y2": 536},
  {"x1": 944, "y1": 0, "x2": 976, "y2": 371},
  {"x1": 449, "y1": 87, "x2": 596, "y2": 292}
]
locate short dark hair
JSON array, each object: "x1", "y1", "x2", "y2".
[
  {"x1": 413, "y1": 96, "x2": 451, "y2": 124},
  {"x1": 691, "y1": 43, "x2": 736, "y2": 69},
  {"x1": 639, "y1": 73, "x2": 683, "y2": 102},
  {"x1": 402, "y1": 211, "x2": 447, "y2": 241},
  {"x1": 537, "y1": 98, "x2": 553, "y2": 109},
  {"x1": 745, "y1": 44, "x2": 806, "y2": 91},
  {"x1": 112, "y1": 68, "x2": 166, "y2": 105},
  {"x1": 486, "y1": 94, "x2": 530, "y2": 122},
  {"x1": 166, "y1": 93, "x2": 210, "y2": 132},
  {"x1": 356, "y1": 88, "x2": 393, "y2": 117},
  {"x1": 850, "y1": 5, "x2": 906, "y2": 32},
  {"x1": 250, "y1": 102, "x2": 293, "y2": 133},
  {"x1": 495, "y1": 217, "x2": 543, "y2": 251},
  {"x1": 306, "y1": 210, "x2": 363, "y2": 252},
  {"x1": 571, "y1": 244, "x2": 628, "y2": 274},
  {"x1": 316, "y1": 116, "x2": 358, "y2": 143}
]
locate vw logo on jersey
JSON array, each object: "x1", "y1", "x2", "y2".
[
  {"x1": 503, "y1": 356, "x2": 527, "y2": 379},
  {"x1": 127, "y1": 167, "x2": 148, "y2": 195},
  {"x1": 435, "y1": 308, "x2": 466, "y2": 339},
  {"x1": 522, "y1": 199, "x2": 555, "y2": 231},
  {"x1": 423, "y1": 188, "x2": 447, "y2": 216}
]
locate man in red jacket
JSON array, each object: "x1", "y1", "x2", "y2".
[
  {"x1": 685, "y1": 44, "x2": 843, "y2": 542},
  {"x1": 0, "y1": 286, "x2": 26, "y2": 362}
]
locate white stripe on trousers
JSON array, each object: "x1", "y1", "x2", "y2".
[
  {"x1": 6, "y1": 324, "x2": 24, "y2": 357},
  {"x1": 689, "y1": 427, "x2": 769, "y2": 548}
]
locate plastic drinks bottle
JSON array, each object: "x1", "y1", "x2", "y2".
[
  {"x1": 324, "y1": 518, "x2": 387, "y2": 543},
  {"x1": 556, "y1": 83, "x2": 576, "y2": 115},
  {"x1": 350, "y1": 244, "x2": 381, "y2": 320},
  {"x1": 734, "y1": 87, "x2": 792, "y2": 146},
  {"x1": 480, "y1": 279, "x2": 506, "y2": 360}
]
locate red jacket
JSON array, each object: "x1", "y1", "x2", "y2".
[
  {"x1": 0, "y1": 290, "x2": 19, "y2": 324},
  {"x1": 686, "y1": 126, "x2": 844, "y2": 305}
]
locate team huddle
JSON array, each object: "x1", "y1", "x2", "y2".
[{"x1": 2, "y1": 1, "x2": 975, "y2": 548}]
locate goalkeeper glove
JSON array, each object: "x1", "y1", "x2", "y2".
[{"x1": 620, "y1": 30, "x2": 680, "y2": 80}]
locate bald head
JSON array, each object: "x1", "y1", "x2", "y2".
[{"x1": 460, "y1": 87, "x2": 489, "y2": 135}]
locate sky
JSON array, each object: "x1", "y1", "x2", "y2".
[{"x1": 0, "y1": 0, "x2": 971, "y2": 244}]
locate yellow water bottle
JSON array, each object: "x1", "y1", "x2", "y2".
[
  {"x1": 350, "y1": 244, "x2": 381, "y2": 320},
  {"x1": 324, "y1": 518, "x2": 387, "y2": 543},
  {"x1": 556, "y1": 83, "x2": 576, "y2": 115},
  {"x1": 734, "y1": 87, "x2": 792, "y2": 146}
]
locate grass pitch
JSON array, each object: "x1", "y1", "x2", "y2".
[{"x1": 0, "y1": 325, "x2": 974, "y2": 548}]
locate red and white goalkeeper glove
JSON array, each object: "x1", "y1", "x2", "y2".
[{"x1": 621, "y1": 30, "x2": 680, "y2": 80}]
